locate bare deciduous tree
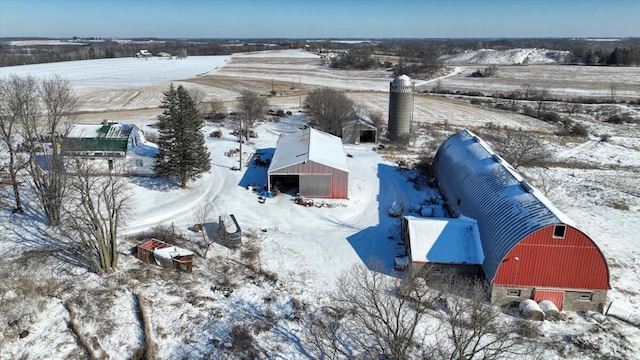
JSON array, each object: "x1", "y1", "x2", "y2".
[
  {"x1": 21, "y1": 75, "x2": 77, "y2": 226},
  {"x1": 63, "y1": 159, "x2": 130, "y2": 274},
  {"x1": 303, "y1": 88, "x2": 357, "y2": 137},
  {"x1": 368, "y1": 109, "x2": 385, "y2": 134},
  {"x1": 566, "y1": 102, "x2": 582, "y2": 116},
  {"x1": 523, "y1": 168, "x2": 565, "y2": 205},
  {"x1": 177, "y1": 48, "x2": 188, "y2": 59},
  {"x1": 187, "y1": 88, "x2": 205, "y2": 107},
  {"x1": 235, "y1": 89, "x2": 269, "y2": 141},
  {"x1": 609, "y1": 82, "x2": 618, "y2": 103},
  {"x1": 430, "y1": 277, "x2": 534, "y2": 360},
  {"x1": 521, "y1": 83, "x2": 533, "y2": 100},
  {"x1": 530, "y1": 85, "x2": 550, "y2": 117},
  {"x1": 207, "y1": 98, "x2": 227, "y2": 121},
  {"x1": 305, "y1": 263, "x2": 434, "y2": 360},
  {"x1": 191, "y1": 201, "x2": 217, "y2": 258},
  {"x1": 483, "y1": 127, "x2": 554, "y2": 168},
  {"x1": 0, "y1": 75, "x2": 39, "y2": 213}
]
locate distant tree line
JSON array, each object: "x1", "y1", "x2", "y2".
[
  {"x1": 0, "y1": 39, "x2": 294, "y2": 67},
  {"x1": 578, "y1": 47, "x2": 640, "y2": 66},
  {"x1": 2, "y1": 37, "x2": 638, "y2": 68},
  {"x1": 330, "y1": 49, "x2": 378, "y2": 70}
]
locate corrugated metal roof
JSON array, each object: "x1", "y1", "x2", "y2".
[
  {"x1": 268, "y1": 127, "x2": 349, "y2": 173},
  {"x1": 63, "y1": 123, "x2": 138, "y2": 155},
  {"x1": 404, "y1": 216, "x2": 484, "y2": 265},
  {"x1": 68, "y1": 123, "x2": 133, "y2": 139},
  {"x1": 433, "y1": 129, "x2": 578, "y2": 281}
]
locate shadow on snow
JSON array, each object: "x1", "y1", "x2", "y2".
[
  {"x1": 238, "y1": 148, "x2": 274, "y2": 190},
  {"x1": 346, "y1": 163, "x2": 408, "y2": 277}
]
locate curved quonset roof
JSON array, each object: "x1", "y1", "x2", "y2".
[{"x1": 433, "y1": 129, "x2": 576, "y2": 281}]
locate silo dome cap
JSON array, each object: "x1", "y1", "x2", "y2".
[{"x1": 392, "y1": 74, "x2": 412, "y2": 87}]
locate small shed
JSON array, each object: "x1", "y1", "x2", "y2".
[
  {"x1": 341, "y1": 117, "x2": 378, "y2": 144},
  {"x1": 400, "y1": 216, "x2": 484, "y2": 274},
  {"x1": 137, "y1": 238, "x2": 193, "y2": 273},
  {"x1": 268, "y1": 127, "x2": 349, "y2": 199}
]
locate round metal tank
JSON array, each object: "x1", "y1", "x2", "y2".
[{"x1": 388, "y1": 74, "x2": 414, "y2": 142}]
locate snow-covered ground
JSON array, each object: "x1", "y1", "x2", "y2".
[
  {"x1": 421, "y1": 63, "x2": 640, "y2": 100},
  {"x1": 441, "y1": 48, "x2": 571, "y2": 65},
  {"x1": 1, "y1": 49, "x2": 639, "y2": 359},
  {"x1": 0, "y1": 56, "x2": 230, "y2": 88}
]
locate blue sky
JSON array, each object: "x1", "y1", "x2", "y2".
[{"x1": 1, "y1": 0, "x2": 638, "y2": 38}]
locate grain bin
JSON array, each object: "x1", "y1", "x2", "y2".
[{"x1": 388, "y1": 74, "x2": 414, "y2": 142}]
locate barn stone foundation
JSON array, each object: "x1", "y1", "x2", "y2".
[{"x1": 491, "y1": 285, "x2": 607, "y2": 313}]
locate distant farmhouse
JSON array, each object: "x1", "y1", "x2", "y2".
[
  {"x1": 417, "y1": 129, "x2": 610, "y2": 312},
  {"x1": 268, "y1": 127, "x2": 349, "y2": 199},
  {"x1": 135, "y1": 49, "x2": 152, "y2": 58},
  {"x1": 62, "y1": 122, "x2": 158, "y2": 176}
]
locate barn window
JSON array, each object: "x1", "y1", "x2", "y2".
[
  {"x1": 578, "y1": 293, "x2": 593, "y2": 301},
  {"x1": 553, "y1": 225, "x2": 567, "y2": 239},
  {"x1": 507, "y1": 289, "x2": 521, "y2": 297},
  {"x1": 136, "y1": 159, "x2": 143, "y2": 167}
]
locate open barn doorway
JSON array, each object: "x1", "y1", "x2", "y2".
[
  {"x1": 359, "y1": 129, "x2": 377, "y2": 143},
  {"x1": 270, "y1": 174, "x2": 299, "y2": 195}
]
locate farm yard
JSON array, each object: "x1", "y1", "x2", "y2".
[{"x1": 1, "y1": 49, "x2": 640, "y2": 359}]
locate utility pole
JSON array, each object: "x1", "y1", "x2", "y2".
[
  {"x1": 299, "y1": 77, "x2": 302, "y2": 108},
  {"x1": 238, "y1": 116, "x2": 243, "y2": 169}
]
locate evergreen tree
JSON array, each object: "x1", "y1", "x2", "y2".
[{"x1": 154, "y1": 84, "x2": 211, "y2": 188}]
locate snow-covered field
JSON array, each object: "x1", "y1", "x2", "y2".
[
  {"x1": 0, "y1": 56, "x2": 230, "y2": 88},
  {"x1": 429, "y1": 64, "x2": 640, "y2": 101},
  {"x1": 1, "y1": 50, "x2": 640, "y2": 359}
]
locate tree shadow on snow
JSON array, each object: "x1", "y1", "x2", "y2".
[
  {"x1": 2, "y1": 195, "x2": 94, "y2": 273},
  {"x1": 128, "y1": 176, "x2": 182, "y2": 191},
  {"x1": 238, "y1": 148, "x2": 274, "y2": 190},
  {"x1": 346, "y1": 163, "x2": 409, "y2": 277}
]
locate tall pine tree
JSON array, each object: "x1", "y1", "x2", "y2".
[{"x1": 154, "y1": 84, "x2": 211, "y2": 188}]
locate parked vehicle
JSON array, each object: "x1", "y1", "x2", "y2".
[{"x1": 295, "y1": 195, "x2": 314, "y2": 207}]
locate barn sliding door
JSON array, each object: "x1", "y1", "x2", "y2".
[{"x1": 300, "y1": 174, "x2": 331, "y2": 197}]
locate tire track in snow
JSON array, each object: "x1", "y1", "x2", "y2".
[
  {"x1": 122, "y1": 164, "x2": 225, "y2": 235},
  {"x1": 557, "y1": 139, "x2": 599, "y2": 160}
]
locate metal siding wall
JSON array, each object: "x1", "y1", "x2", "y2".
[
  {"x1": 493, "y1": 225, "x2": 610, "y2": 290},
  {"x1": 270, "y1": 161, "x2": 348, "y2": 199},
  {"x1": 332, "y1": 170, "x2": 349, "y2": 199},
  {"x1": 301, "y1": 174, "x2": 331, "y2": 197}
]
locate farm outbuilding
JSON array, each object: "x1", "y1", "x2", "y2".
[
  {"x1": 137, "y1": 238, "x2": 193, "y2": 273},
  {"x1": 399, "y1": 216, "x2": 484, "y2": 275},
  {"x1": 432, "y1": 129, "x2": 610, "y2": 312},
  {"x1": 62, "y1": 122, "x2": 158, "y2": 176},
  {"x1": 268, "y1": 127, "x2": 349, "y2": 199},
  {"x1": 341, "y1": 117, "x2": 378, "y2": 144}
]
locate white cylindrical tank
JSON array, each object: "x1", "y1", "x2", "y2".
[{"x1": 388, "y1": 74, "x2": 414, "y2": 142}]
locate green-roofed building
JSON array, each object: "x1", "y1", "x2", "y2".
[{"x1": 62, "y1": 122, "x2": 158, "y2": 175}]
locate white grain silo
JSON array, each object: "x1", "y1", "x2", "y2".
[{"x1": 388, "y1": 74, "x2": 414, "y2": 142}]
